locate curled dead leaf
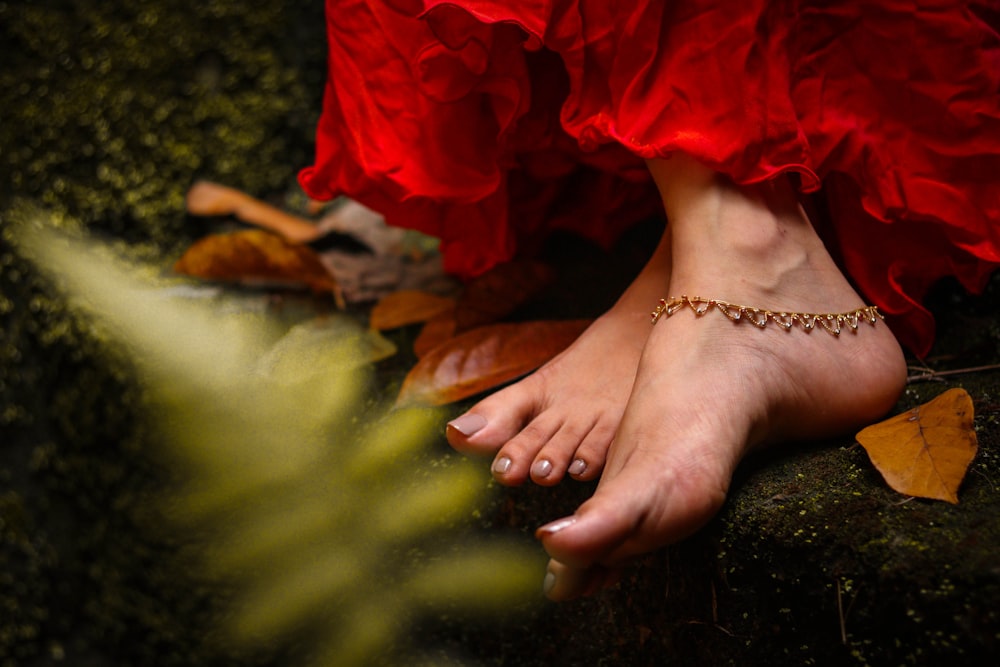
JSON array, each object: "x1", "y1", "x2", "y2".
[
  {"x1": 413, "y1": 314, "x2": 458, "y2": 359},
  {"x1": 855, "y1": 388, "x2": 978, "y2": 503},
  {"x1": 369, "y1": 290, "x2": 456, "y2": 331},
  {"x1": 397, "y1": 320, "x2": 590, "y2": 406},
  {"x1": 174, "y1": 229, "x2": 344, "y2": 307},
  {"x1": 454, "y1": 259, "x2": 555, "y2": 333}
]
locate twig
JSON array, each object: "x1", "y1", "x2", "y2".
[
  {"x1": 906, "y1": 363, "x2": 1000, "y2": 384},
  {"x1": 972, "y1": 468, "x2": 997, "y2": 492},
  {"x1": 711, "y1": 579, "x2": 718, "y2": 624},
  {"x1": 836, "y1": 579, "x2": 863, "y2": 645},
  {"x1": 684, "y1": 619, "x2": 737, "y2": 638},
  {"x1": 664, "y1": 551, "x2": 671, "y2": 600},
  {"x1": 836, "y1": 579, "x2": 847, "y2": 645}
]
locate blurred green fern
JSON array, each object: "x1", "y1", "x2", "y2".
[{"x1": 15, "y1": 216, "x2": 542, "y2": 667}]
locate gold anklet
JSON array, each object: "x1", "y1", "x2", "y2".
[{"x1": 651, "y1": 295, "x2": 883, "y2": 335}]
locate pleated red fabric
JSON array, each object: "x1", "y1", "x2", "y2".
[{"x1": 299, "y1": 0, "x2": 1000, "y2": 356}]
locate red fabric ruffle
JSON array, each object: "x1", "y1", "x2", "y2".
[{"x1": 299, "y1": 0, "x2": 1000, "y2": 356}]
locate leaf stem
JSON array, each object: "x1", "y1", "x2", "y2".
[{"x1": 906, "y1": 363, "x2": 1000, "y2": 384}]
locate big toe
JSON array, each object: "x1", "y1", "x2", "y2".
[
  {"x1": 542, "y1": 559, "x2": 621, "y2": 601},
  {"x1": 536, "y1": 460, "x2": 728, "y2": 569},
  {"x1": 445, "y1": 381, "x2": 541, "y2": 455}
]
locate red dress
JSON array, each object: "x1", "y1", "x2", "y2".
[{"x1": 299, "y1": 0, "x2": 1000, "y2": 356}]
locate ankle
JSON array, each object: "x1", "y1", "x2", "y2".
[
  {"x1": 650, "y1": 155, "x2": 813, "y2": 248},
  {"x1": 675, "y1": 194, "x2": 829, "y2": 295},
  {"x1": 647, "y1": 155, "x2": 857, "y2": 307}
]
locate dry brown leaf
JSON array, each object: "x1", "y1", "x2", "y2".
[
  {"x1": 397, "y1": 319, "x2": 590, "y2": 406},
  {"x1": 369, "y1": 290, "x2": 456, "y2": 331},
  {"x1": 454, "y1": 259, "x2": 555, "y2": 333},
  {"x1": 855, "y1": 388, "x2": 978, "y2": 503},
  {"x1": 174, "y1": 229, "x2": 343, "y2": 306},
  {"x1": 413, "y1": 314, "x2": 458, "y2": 359}
]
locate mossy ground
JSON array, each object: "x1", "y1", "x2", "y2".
[{"x1": 2, "y1": 3, "x2": 998, "y2": 666}]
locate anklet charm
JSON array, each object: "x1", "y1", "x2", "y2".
[{"x1": 651, "y1": 295, "x2": 882, "y2": 335}]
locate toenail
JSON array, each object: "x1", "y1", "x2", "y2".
[
  {"x1": 492, "y1": 456, "x2": 512, "y2": 474},
  {"x1": 568, "y1": 459, "x2": 587, "y2": 476},
  {"x1": 542, "y1": 571, "x2": 556, "y2": 596},
  {"x1": 531, "y1": 459, "x2": 553, "y2": 478},
  {"x1": 536, "y1": 517, "x2": 576, "y2": 537},
  {"x1": 447, "y1": 413, "x2": 487, "y2": 437}
]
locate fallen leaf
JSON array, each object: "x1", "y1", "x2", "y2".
[
  {"x1": 369, "y1": 290, "x2": 456, "y2": 331},
  {"x1": 174, "y1": 229, "x2": 344, "y2": 307},
  {"x1": 397, "y1": 320, "x2": 590, "y2": 406},
  {"x1": 454, "y1": 259, "x2": 555, "y2": 333},
  {"x1": 413, "y1": 314, "x2": 457, "y2": 359},
  {"x1": 185, "y1": 180, "x2": 323, "y2": 243},
  {"x1": 855, "y1": 388, "x2": 978, "y2": 503}
]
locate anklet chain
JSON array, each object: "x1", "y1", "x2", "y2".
[{"x1": 651, "y1": 295, "x2": 883, "y2": 335}]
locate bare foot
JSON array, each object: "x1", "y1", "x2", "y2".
[
  {"x1": 445, "y1": 234, "x2": 674, "y2": 486},
  {"x1": 535, "y1": 156, "x2": 908, "y2": 599}
]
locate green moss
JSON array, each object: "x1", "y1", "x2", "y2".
[{"x1": 0, "y1": 0, "x2": 325, "y2": 251}]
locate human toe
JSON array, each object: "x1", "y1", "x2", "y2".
[
  {"x1": 565, "y1": 423, "x2": 616, "y2": 481},
  {"x1": 487, "y1": 416, "x2": 563, "y2": 485},
  {"x1": 445, "y1": 383, "x2": 541, "y2": 455},
  {"x1": 446, "y1": 413, "x2": 488, "y2": 439},
  {"x1": 526, "y1": 420, "x2": 598, "y2": 485},
  {"x1": 542, "y1": 559, "x2": 619, "y2": 601},
  {"x1": 537, "y1": 463, "x2": 727, "y2": 568},
  {"x1": 530, "y1": 457, "x2": 555, "y2": 482},
  {"x1": 535, "y1": 503, "x2": 634, "y2": 569}
]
